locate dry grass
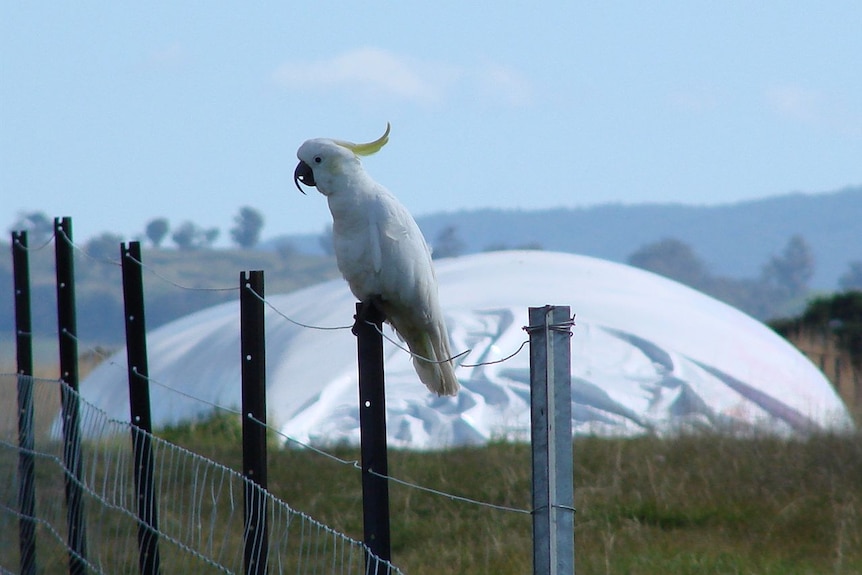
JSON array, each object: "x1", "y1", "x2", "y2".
[
  {"x1": 160, "y1": 417, "x2": 862, "y2": 575},
  {"x1": 3, "y1": 375, "x2": 861, "y2": 573}
]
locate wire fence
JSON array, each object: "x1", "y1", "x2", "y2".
[
  {"x1": 2, "y1": 224, "x2": 555, "y2": 573},
  {"x1": 50, "y1": 324, "x2": 537, "y2": 519},
  {"x1": 4, "y1": 228, "x2": 534, "y2": 509},
  {"x1": 0, "y1": 373, "x2": 402, "y2": 574}
]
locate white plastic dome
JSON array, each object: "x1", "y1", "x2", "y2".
[{"x1": 81, "y1": 251, "x2": 852, "y2": 448}]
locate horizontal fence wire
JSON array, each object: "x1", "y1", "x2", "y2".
[
  {"x1": 16, "y1": 227, "x2": 531, "y2": 367},
  {"x1": 5, "y1": 226, "x2": 532, "y2": 573},
  {"x1": 243, "y1": 285, "x2": 531, "y2": 367},
  {"x1": 56, "y1": 328, "x2": 535, "y2": 517},
  {"x1": 0, "y1": 373, "x2": 402, "y2": 574}
]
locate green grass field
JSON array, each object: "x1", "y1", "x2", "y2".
[
  {"x1": 2, "y1": 371, "x2": 859, "y2": 573},
  {"x1": 159, "y1": 416, "x2": 862, "y2": 574}
]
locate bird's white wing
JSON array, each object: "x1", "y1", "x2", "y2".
[
  {"x1": 367, "y1": 204, "x2": 383, "y2": 274},
  {"x1": 372, "y1": 192, "x2": 436, "y2": 310},
  {"x1": 368, "y1": 193, "x2": 459, "y2": 395}
]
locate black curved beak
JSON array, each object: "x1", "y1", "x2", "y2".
[{"x1": 294, "y1": 160, "x2": 315, "y2": 194}]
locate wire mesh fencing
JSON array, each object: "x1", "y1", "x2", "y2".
[{"x1": 0, "y1": 373, "x2": 401, "y2": 574}]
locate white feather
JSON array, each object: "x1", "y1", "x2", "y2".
[{"x1": 295, "y1": 134, "x2": 459, "y2": 396}]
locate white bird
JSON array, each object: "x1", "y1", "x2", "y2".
[{"x1": 293, "y1": 124, "x2": 460, "y2": 396}]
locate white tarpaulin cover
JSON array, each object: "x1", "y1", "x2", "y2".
[{"x1": 81, "y1": 251, "x2": 852, "y2": 448}]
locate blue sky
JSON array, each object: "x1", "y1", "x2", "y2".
[{"x1": 2, "y1": 3, "x2": 861, "y2": 246}]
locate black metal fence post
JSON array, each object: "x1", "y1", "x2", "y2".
[
  {"x1": 121, "y1": 241, "x2": 162, "y2": 575},
  {"x1": 54, "y1": 217, "x2": 88, "y2": 575},
  {"x1": 12, "y1": 230, "x2": 37, "y2": 575},
  {"x1": 12, "y1": 231, "x2": 33, "y2": 375},
  {"x1": 241, "y1": 271, "x2": 269, "y2": 575},
  {"x1": 354, "y1": 302, "x2": 391, "y2": 571}
]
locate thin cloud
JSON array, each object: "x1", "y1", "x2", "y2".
[
  {"x1": 272, "y1": 48, "x2": 532, "y2": 108},
  {"x1": 766, "y1": 84, "x2": 862, "y2": 136},
  {"x1": 145, "y1": 42, "x2": 192, "y2": 72},
  {"x1": 272, "y1": 47, "x2": 457, "y2": 104},
  {"x1": 766, "y1": 85, "x2": 822, "y2": 124},
  {"x1": 477, "y1": 64, "x2": 533, "y2": 107}
]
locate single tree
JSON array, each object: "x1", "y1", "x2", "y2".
[
  {"x1": 432, "y1": 225, "x2": 466, "y2": 259},
  {"x1": 202, "y1": 227, "x2": 220, "y2": 248},
  {"x1": 761, "y1": 235, "x2": 815, "y2": 300},
  {"x1": 230, "y1": 206, "x2": 265, "y2": 248},
  {"x1": 85, "y1": 232, "x2": 124, "y2": 260},
  {"x1": 627, "y1": 238, "x2": 707, "y2": 288},
  {"x1": 145, "y1": 218, "x2": 170, "y2": 247},
  {"x1": 172, "y1": 221, "x2": 201, "y2": 250},
  {"x1": 10, "y1": 211, "x2": 54, "y2": 243},
  {"x1": 838, "y1": 261, "x2": 862, "y2": 291},
  {"x1": 276, "y1": 240, "x2": 297, "y2": 259}
]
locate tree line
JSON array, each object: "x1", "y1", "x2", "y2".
[
  {"x1": 421, "y1": 225, "x2": 862, "y2": 321},
  {"x1": 626, "y1": 235, "x2": 862, "y2": 320},
  {"x1": 9, "y1": 206, "x2": 266, "y2": 255},
  {"x1": 10, "y1": 208, "x2": 862, "y2": 322}
]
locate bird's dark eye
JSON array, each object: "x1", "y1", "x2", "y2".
[{"x1": 314, "y1": 156, "x2": 322, "y2": 164}]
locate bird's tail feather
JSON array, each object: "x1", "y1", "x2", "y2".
[
  {"x1": 392, "y1": 317, "x2": 460, "y2": 396},
  {"x1": 412, "y1": 332, "x2": 460, "y2": 396}
]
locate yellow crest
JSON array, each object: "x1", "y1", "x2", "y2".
[{"x1": 335, "y1": 123, "x2": 390, "y2": 156}]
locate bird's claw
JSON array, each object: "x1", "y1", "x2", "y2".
[{"x1": 352, "y1": 296, "x2": 386, "y2": 335}]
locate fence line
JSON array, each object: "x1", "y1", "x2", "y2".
[
  {"x1": 45, "y1": 334, "x2": 538, "y2": 520},
  {"x1": 50, "y1": 324, "x2": 533, "y2": 514},
  {"x1": 52, "y1": 325, "x2": 537, "y2": 518},
  {"x1": 6, "y1": 222, "x2": 575, "y2": 572},
  {"x1": 7, "y1": 230, "x2": 538, "y2": 515},
  {"x1": 0, "y1": 374, "x2": 402, "y2": 574},
  {"x1": 9, "y1": 228, "x2": 531, "y2": 367}
]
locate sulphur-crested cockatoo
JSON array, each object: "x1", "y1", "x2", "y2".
[{"x1": 293, "y1": 124, "x2": 459, "y2": 396}]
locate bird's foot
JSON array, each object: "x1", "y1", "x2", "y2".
[{"x1": 352, "y1": 296, "x2": 386, "y2": 335}]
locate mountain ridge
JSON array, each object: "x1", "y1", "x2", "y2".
[{"x1": 269, "y1": 186, "x2": 862, "y2": 289}]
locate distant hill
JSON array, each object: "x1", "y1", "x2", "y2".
[
  {"x1": 268, "y1": 186, "x2": 862, "y2": 290},
  {"x1": 3, "y1": 186, "x2": 860, "y2": 361},
  {"x1": 0, "y1": 246, "x2": 340, "y2": 358}
]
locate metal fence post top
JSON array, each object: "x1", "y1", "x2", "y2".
[
  {"x1": 525, "y1": 306, "x2": 575, "y2": 335},
  {"x1": 528, "y1": 303, "x2": 575, "y2": 575}
]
